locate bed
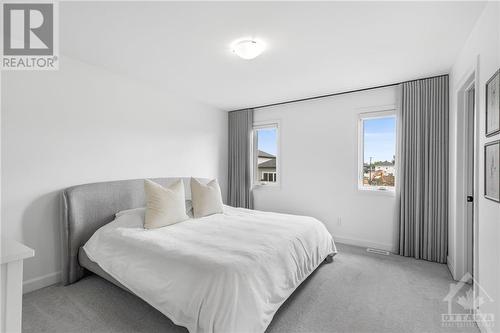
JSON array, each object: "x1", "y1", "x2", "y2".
[{"x1": 62, "y1": 177, "x2": 337, "y2": 333}]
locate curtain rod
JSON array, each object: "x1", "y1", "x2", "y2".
[{"x1": 229, "y1": 73, "x2": 448, "y2": 112}]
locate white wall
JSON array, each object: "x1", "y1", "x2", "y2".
[
  {"x1": 449, "y1": 2, "x2": 500, "y2": 331},
  {"x1": 1, "y1": 56, "x2": 228, "y2": 292},
  {"x1": 253, "y1": 86, "x2": 398, "y2": 252}
]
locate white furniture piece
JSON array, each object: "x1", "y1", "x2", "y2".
[
  {"x1": 1, "y1": 239, "x2": 34, "y2": 333},
  {"x1": 83, "y1": 206, "x2": 336, "y2": 333},
  {"x1": 62, "y1": 177, "x2": 336, "y2": 333}
]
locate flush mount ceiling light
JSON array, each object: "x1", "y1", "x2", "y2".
[{"x1": 231, "y1": 39, "x2": 265, "y2": 60}]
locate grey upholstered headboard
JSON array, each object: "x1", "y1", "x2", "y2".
[{"x1": 61, "y1": 177, "x2": 210, "y2": 285}]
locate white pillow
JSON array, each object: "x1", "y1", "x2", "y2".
[
  {"x1": 190, "y1": 178, "x2": 223, "y2": 218},
  {"x1": 114, "y1": 208, "x2": 145, "y2": 228},
  {"x1": 144, "y1": 179, "x2": 189, "y2": 229},
  {"x1": 116, "y1": 201, "x2": 192, "y2": 219},
  {"x1": 115, "y1": 207, "x2": 145, "y2": 218}
]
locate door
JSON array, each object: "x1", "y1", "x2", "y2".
[{"x1": 465, "y1": 86, "x2": 475, "y2": 278}]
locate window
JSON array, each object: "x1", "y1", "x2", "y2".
[
  {"x1": 262, "y1": 172, "x2": 276, "y2": 182},
  {"x1": 253, "y1": 122, "x2": 279, "y2": 186},
  {"x1": 358, "y1": 111, "x2": 396, "y2": 191}
]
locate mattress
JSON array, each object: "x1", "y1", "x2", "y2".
[{"x1": 83, "y1": 205, "x2": 336, "y2": 333}]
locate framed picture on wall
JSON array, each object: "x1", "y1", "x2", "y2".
[
  {"x1": 484, "y1": 140, "x2": 500, "y2": 202},
  {"x1": 486, "y1": 70, "x2": 500, "y2": 137}
]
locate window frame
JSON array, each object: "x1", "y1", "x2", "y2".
[
  {"x1": 357, "y1": 109, "x2": 397, "y2": 193},
  {"x1": 252, "y1": 120, "x2": 280, "y2": 188}
]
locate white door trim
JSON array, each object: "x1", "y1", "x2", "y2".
[{"x1": 452, "y1": 56, "x2": 479, "y2": 282}]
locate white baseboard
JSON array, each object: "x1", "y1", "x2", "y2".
[
  {"x1": 23, "y1": 271, "x2": 61, "y2": 294},
  {"x1": 334, "y1": 235, "x2": 395, "y2": 253}
]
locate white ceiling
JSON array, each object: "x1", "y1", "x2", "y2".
[{"x1": 61, "y1": 1, "x2": 486, "y2": 111}]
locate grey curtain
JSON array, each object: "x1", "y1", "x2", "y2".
[
  {"x1": 397, "y1": 75, "x2": 449, "y2": 263},
  {"x1": 228, "y1": 109, "x2": 254, "y2": 208}
]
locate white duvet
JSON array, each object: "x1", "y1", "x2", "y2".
[{"x1": 83, "y1": 206, "x2": 336, "y2": 333}]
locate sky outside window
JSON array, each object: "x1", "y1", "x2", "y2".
[
  {"x1": 257, "y1": 128, "x2": 277, "y2": 156},
  {"x1": 363, "y1": 116, "x2": 396, "y2": 164}
]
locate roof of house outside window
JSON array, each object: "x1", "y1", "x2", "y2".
[
  {"x1": 258, "y1": 159, "x2": 276, "y2": 168},
  {"x1": 258, "y1": 150, "x2": 275, "y2": 158}
]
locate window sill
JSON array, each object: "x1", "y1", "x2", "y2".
[
  {"x1": 358, "y1": 186, "x2": 396, "y2": 196},
  {"x1": 252, "y1": 183, "x2": 281, "y2": 190}
]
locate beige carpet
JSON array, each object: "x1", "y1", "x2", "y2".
[{"x1": 23, "y1": 244, "x2": 478, "y2": 333}]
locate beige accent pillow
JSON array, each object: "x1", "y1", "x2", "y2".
[
  {"x1": 191, "y1": 178, "x2": 224, "y2": 218},
  {"x1": 144, "y1": 179, "x2": 189, "y2": 229}
]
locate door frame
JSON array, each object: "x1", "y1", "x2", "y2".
[
  {"x1": 452, "y1": 57, "x2": 480, "y2": 287},
  {"x1": 464, "y1": 82, "x2": 475, "y2": 280}
]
